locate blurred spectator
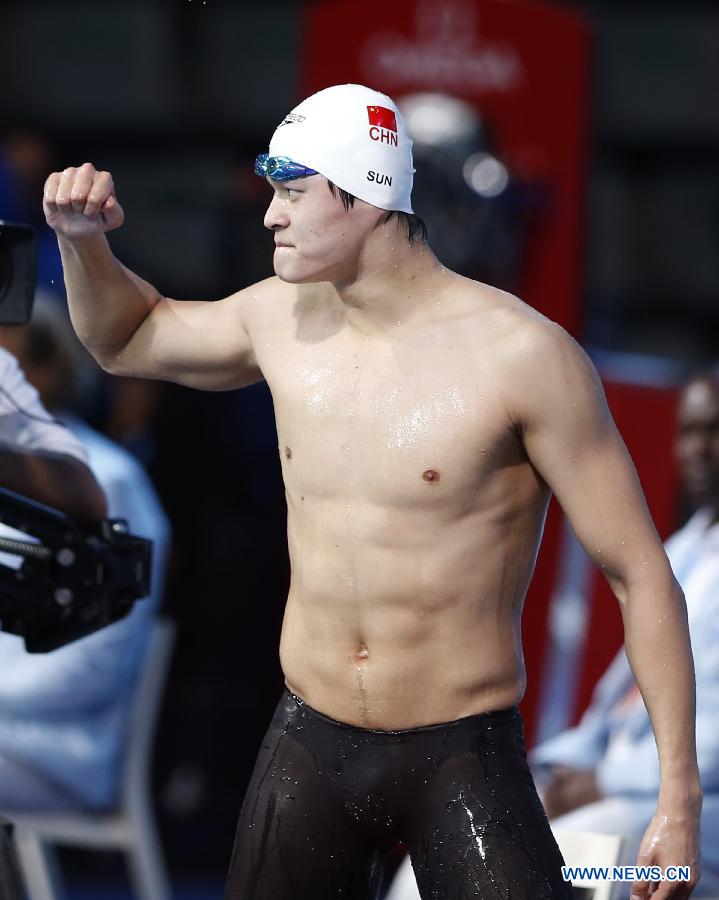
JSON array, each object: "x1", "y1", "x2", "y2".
[
  {"x1": 0, "y1": 343, "x2": 105, "y2": 523},
  {"x1": 0, "y1": 299, "x2": 171, "y2": 810},
  {"x1": 531, "y1": 371, "x2": 719, "y2": 895},
  {"x1": 0, "y1": 341, "x2": 105, "y2": 899}
]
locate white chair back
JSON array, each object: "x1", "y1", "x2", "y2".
[
  {"x1": 552, "y1": 828, "x2": 626, "y2": 900},
  {"x1": 122, "y1": 617, "x2": 176, "y2": 805},
  {"x1": 8, "y1": 616, "x2": 177, "y2": 900}
]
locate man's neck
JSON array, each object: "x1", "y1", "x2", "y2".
[{"x1": 331, "y1": 235, "x2": 448, "y2": 337}]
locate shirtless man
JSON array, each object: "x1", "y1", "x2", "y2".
[{"x1": 43, "y1": 85, "x2": 700, "y2": 899}]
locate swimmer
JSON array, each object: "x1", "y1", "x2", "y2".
[{"x1": 44, "y1": 84, "x2": 700, "y2": 898}]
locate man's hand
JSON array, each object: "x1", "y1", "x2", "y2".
[
  {"x1": 43, "y1": 162, "x2": 124, "y2": 238},
  {"x1": 631, "y1": 805, "x2": 701, "y2": 899},
  {"x1": 542, "y1": 765, "x2": 602, "y2": 819}
]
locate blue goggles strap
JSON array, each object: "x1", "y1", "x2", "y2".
[{"x1": 254, "y1": 154, "x2": 318, "y2": 182}]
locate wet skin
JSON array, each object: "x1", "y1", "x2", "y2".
[
  {"x1": 255, "y1": 276, "x2": 548, "y2": 728},
  {"x1": 49, "y1": 162, "x2": 701, "y2": 892},
  {"x1": 50, "y1": 172, "x2": 689, "y2": 735}
]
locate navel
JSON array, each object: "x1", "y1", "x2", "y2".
[
  {"x1": 285, "y1": 446, "x2": 292, "y2": 460},
  {"x1": 356, "y1": 641, "x2": 369, "y2": 661},
  {"x1": 422, "y1": 468, "x2": 440, "y2": 483}
]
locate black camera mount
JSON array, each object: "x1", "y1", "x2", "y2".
[{"x1": 0, "y1": 486, "x2": 152, "y2": 652}]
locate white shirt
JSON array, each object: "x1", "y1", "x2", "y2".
[
  {"x1": 0, "y1": 346, "x2": 87, "y2": 461},
  {"x1": 0, "y1": 346, "x2": 91, "y2": 568}
]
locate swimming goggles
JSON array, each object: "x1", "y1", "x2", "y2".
[{"x1": 254, "y1": 154, "x2": 318, "y2": 182}]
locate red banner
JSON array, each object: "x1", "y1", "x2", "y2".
[{"x1": 301, "y1": 0, "x2": 591, "y2": 336}]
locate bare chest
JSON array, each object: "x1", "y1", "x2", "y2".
[{"x1": 263, "y1": 329, "x2": 519, "y2": 508}]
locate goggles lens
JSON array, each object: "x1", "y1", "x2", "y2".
[{"x1": 254, "y1": 154, "x2": 318, "y2": 182}]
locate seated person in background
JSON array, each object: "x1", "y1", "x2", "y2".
[
  {"x1": 385, "y1": 370, "x2": 719, "y2": 899},
  {"x1": 0, "y1": 300, "x2": 170, "y2": 811},
  {"x1": 531, "y1": 370, "x2": 719, "y2": 896},
  {"x1": 0, "y1": 345, "x2": 105, "y2": 523}
]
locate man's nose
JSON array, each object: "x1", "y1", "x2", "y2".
[{"x1": 264, "y1": 195, "x2": 289, "y2": 231}]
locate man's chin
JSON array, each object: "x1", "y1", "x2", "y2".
[
  {"x1": 273, "y1": 262, "x2": 327, "y2": 285},
  {"x1": 275, "y1": 272, "x2": 316, "y2": 285}
]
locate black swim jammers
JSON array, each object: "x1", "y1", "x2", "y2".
[{"x1": 226, "y1": 688, "x2": 573, "y2": 899}]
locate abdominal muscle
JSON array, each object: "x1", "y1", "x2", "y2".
[{"x1": 279, "y1": 495, "x2": 544, "y2": 730}]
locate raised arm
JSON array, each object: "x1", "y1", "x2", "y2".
[
  {"x1": 44, "y1": 163, "x2": 267, "y2": 391},
  {"x1": 509, "y1": 319, "x2": 701, "y2": 896}
]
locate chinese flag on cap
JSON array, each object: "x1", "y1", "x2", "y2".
[{"x1": 367, "y1": 105, "x2": 397, "y2": 132}]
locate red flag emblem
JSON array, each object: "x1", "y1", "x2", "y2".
[{"x1": 367, "y1": 106, "x2": 397, "y2": 132}]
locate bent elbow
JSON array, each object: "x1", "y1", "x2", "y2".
[
  {"x1": 92, "y1": 345, "x2": 131, "y2": 377},
  {"x1": 608, "y1": 558, "x2": 684, "y2": 612}
]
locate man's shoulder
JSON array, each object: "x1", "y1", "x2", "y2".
[
  {"x1": 450, "y1": 279, "x2": 601, "y2": 430},
  {"x1": 228, "y1": 275, "x2": 295, "y2": 308},
  {"x1": 237, "y1": 278, "x2": 344, "y2": 345},
  {"x1": 228, "y1": 276, "x2": 300, "y2": 329},
  {"x1": 451, "y1": 276, "x2": 576, "y2": 363}
]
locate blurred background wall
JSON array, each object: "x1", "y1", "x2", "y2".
[{"x1": 1, "y1": 0, "x2": 718, "y2": 893}]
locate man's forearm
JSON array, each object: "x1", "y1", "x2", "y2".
[
  {"x1": 620, "y1": 569, "x2": 701, "y2": 805},
  {"x1": 0, "y1": 445, "x2": 107, "y2": 522},
  {"x1": 58, "y1": 234, "x2": 161, "y2": 364}
]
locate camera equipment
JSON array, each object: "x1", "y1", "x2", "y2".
[
  {"x1": 0, "y1": 221, "x2": 36, "y2": 326},
  {"x1": 0, "y1": 486, "x2": 152, "y2": 652},
  {"x1": 0, "y1": 221, "x2": 152, "y2": 651}
]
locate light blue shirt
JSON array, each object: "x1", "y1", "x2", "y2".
[{"x1": 0, "y1": 409, "x2": 170, "y2": 808}]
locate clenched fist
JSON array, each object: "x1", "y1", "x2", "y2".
[{"x1": 43, "y1": 162, "x2": 124, "y2": 238}]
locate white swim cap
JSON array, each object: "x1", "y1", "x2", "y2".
[{"x1": 267, "y1": 84, "x2": 415, "y2": 214}]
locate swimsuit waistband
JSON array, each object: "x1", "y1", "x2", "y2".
[{"x1": 284, "y1": 687, "x2": 520, "y2": 736}]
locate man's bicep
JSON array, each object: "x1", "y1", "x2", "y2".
[
  {"x1": 518, "y1": 328, "x2": 665, "y2": 582},
  {"x1": 531, "y1": 418, "x2": 659, "y2": 574},
  {"x1": 110, "y1": 286, "x2": 264, "y2": 390}
]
